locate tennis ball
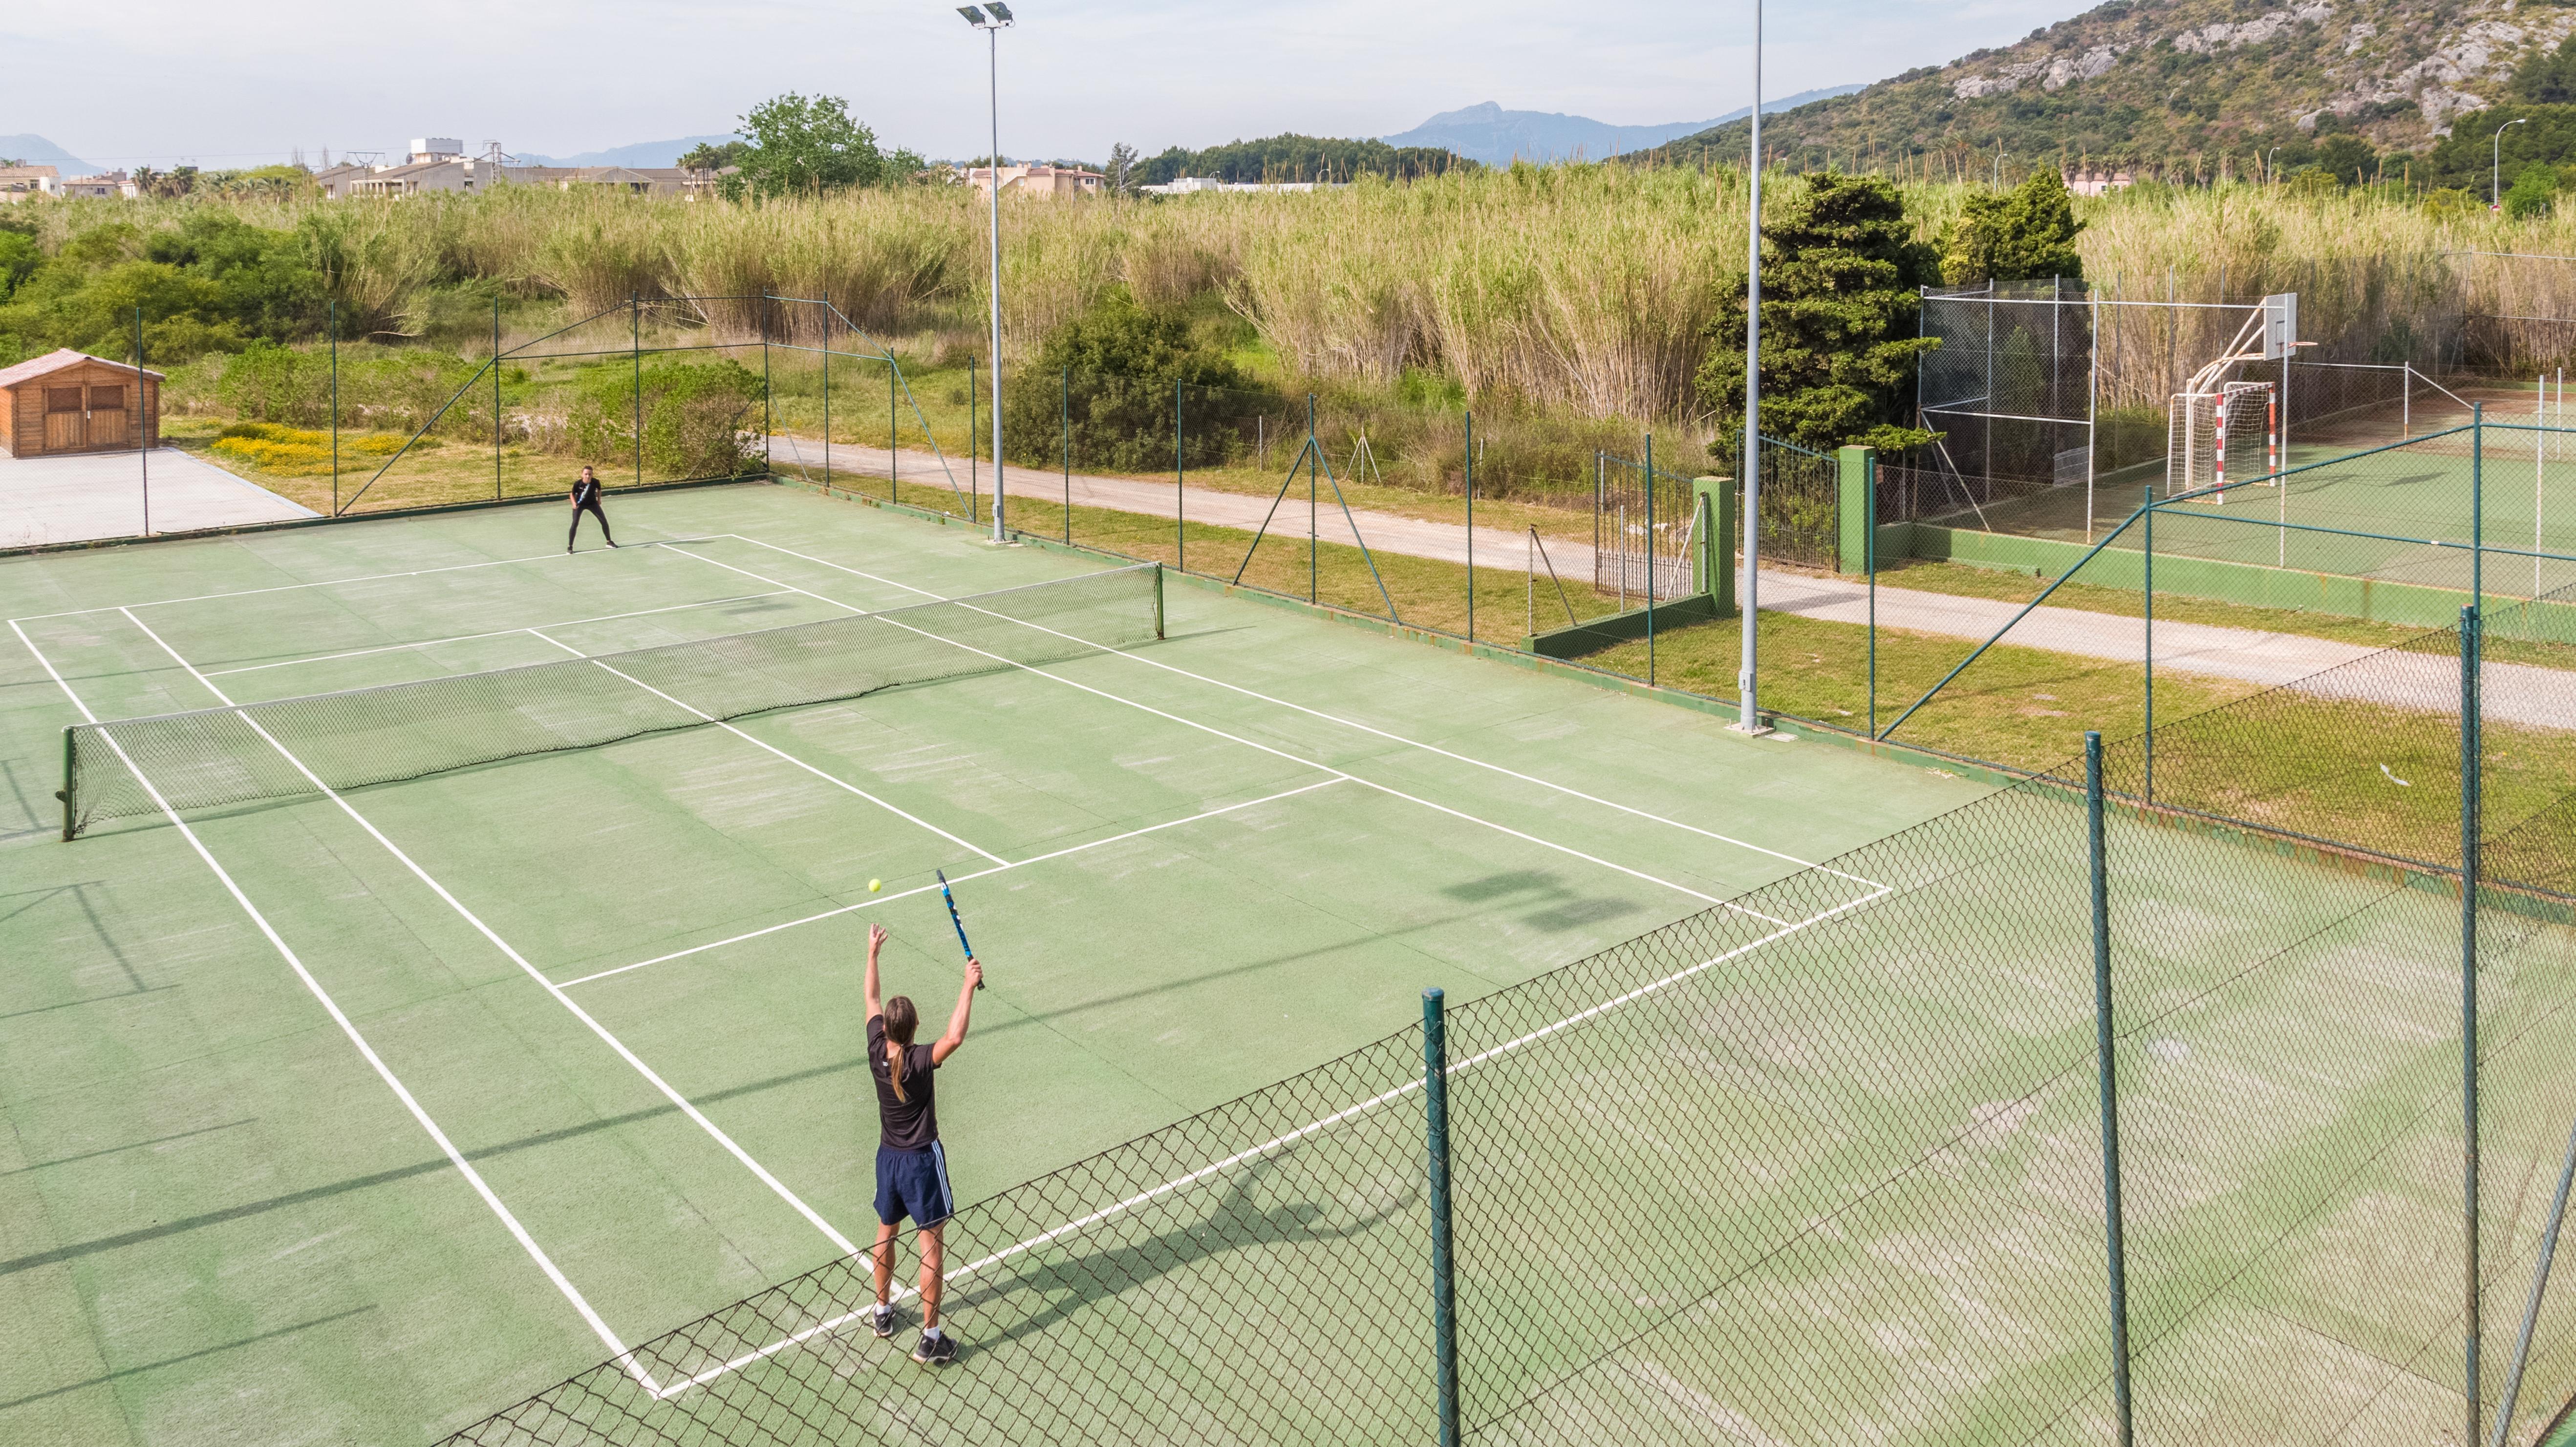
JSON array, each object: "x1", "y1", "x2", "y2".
[{"x1": 868, "y1": 878, "x2": 882, "y2": 893}]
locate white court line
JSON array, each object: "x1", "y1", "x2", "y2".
[
  {"x1": 8, "y1": 536, "x2": 717, "y2": 624},
  {"x1": 6, "y1": 617, "x2": 654, "y2": 1391},
  {"x1": 651, "y1": 877, "x2": 1893, "y2": 1401},
  {"x1": 557, "y1": 778, "x2": 1349, "y2": 988},
  {"x1": 659, "y1": 544, "x2": 1769, "y2": 924},
  {"x1": 725, "y1": 535, "x2": 1879, "y2": 889},
  {"x1": 521, "y1": 628, "x2": 1007, "y2": 866},
  {"x1": 202, "y1": 591, "x2": 796, "y2": 677},
  {"x1": 114, "y1": 607, "x2": 864, "y2": 1259}
]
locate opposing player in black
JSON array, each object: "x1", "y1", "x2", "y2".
[
  {"x1": 567, "y1": 465, "x2": 616, "y2": 552},
  {"x1": 863, "y1": 922, "x2": 981, "y2": 1365}
]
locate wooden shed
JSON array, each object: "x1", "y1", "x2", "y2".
[{"x1": 0, "y1": 349, "x2": 164, "y2": 459}]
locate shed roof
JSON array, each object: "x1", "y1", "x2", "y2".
[{"x1": 0, "y1": 349, "x2": 169, "y2": 390}]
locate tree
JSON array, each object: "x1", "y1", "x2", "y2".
[
  {"x1": 730, "y1": 93, "x2": 915, "y2": 199},
  {"x1": 1103, "y1": 142, "x2": 1140, "y2": 198},
  {"x1": 678, "y1": 140, "x2": 750, "y2": 171},
  {"x1": 1942, "y1": 169, "x2": 2085, "y2": 286},
  {"x1": 2506, "y1": 162, "x2": 2557, "y2": 220},
  {"x1": 2512, "y1": 36, "x2": 2576, "y2": 105},
  {"x1": 998, "y1": 288, "x2": 1270, "y2": 471},
  {"x1": 1696, "y1": 171, "x2": 1940, "y2": 456}
]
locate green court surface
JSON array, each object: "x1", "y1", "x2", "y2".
[
  {"x1": 0, "y1": 483, "x2": 1992, "y2": 1443},
  {"x1": 1936, "y1": 432, "x2": 2576, "y2": 600}
]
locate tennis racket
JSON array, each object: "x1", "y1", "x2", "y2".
[{"x1": 934, "y1": 869, "x2": 984, "y2": 989}]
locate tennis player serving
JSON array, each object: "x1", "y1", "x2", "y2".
[
  {"x1": 863, "y1": 922, "x2": 980, "y2": 1364},
  {"x1": 567, "y1": 465, "x2": 617, "y2": 552}
]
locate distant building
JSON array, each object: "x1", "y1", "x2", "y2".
[
  {"x1": 962, "y1": 163, "x2": 1105, "y2": 200},
  {"x1": 1137, "y1": 176, "x2": 1341, "y2": 196},
  {"x1": 57, "y1": 171, "x2": 134, "y2": 200},
  {"x1": 0, "y1": 165, "x2": 58, "y2": 203},
  {"x1": 2063, "y1": 167, "x2": 2135, "y2": 197},
  {"x1": 324, "y1": 138, "x2": 727, "y2": 200}
]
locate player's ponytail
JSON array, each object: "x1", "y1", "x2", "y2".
[{"x1": 884, "y1": 996, "x2": 920, "y2": 1104}]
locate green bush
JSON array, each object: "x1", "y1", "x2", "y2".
[
  {"x1": 569, "y1": 358, "x2": 764, "y2": 479},
  {"x1": 1000, "y1": 289, "x2": 1276, "y2": 472}
]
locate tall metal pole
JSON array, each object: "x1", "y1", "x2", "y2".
[
  {"x1": 2144, "y1": 487, "x2": 2156, "y2": 806},
  {"x1": 1737, "y1": 0, "x2": 1766, "y2": 733},
  {"x1": 986, "y1": 22, "x2": 1006, "y2": 540},
  {"x1": 2463, "y1": 601, "x2": 2486, "y2": 1447},
  {"x1": 2088, "y1": 731, "x2": 2136, "y2": 1447}
]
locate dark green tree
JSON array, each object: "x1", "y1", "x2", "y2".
[
  {"x1": 677, "y1": 139, "x2": 751, "y2": 171},
  {"x1": 2513, "y1": 36, "x2": 2576, "y2": 105},
  {"x1": 2506, "y1": 162, "x2": 2557, "y2": 220},
  {"x1": 729, "y1": 94, "x2": 921, "y2": 199},
  {"x1": 1697, "y1": 171, "x2": 1940, "y2": 455},
  {"x1": 999, "y1": 288, "x2": 1271, "y2": 471},
  {"x1": 1941, "y1": 169, "x2": 2085, "y2": 286}
]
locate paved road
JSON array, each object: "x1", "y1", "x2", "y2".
[
  {"x1": 0, "y1": 447, "x2": 317, "y2": 548},
  {"x1": 769, "y1": 434, "x2": 2572, "y2": 728}
]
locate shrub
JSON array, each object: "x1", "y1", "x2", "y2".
[
  {"x1": 999, "y1": 289, "x2": 1275, "y2": 471},
  {"x1": 568, "y1": 358, "x2": 764, "y2": 479}
]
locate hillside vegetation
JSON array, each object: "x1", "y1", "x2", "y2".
[{"x1": 1653, "y1": 0, "x2": 2576, "y2": 181}]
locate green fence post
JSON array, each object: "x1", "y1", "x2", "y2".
[
  {"x1": 631, "y1": 293, "x2": 643, "y2": 489},
  {"x1": 2463, "y1": 601, "x2": 2485, "y2": 1447},
  {"x1": 328, "y1": 299, "x2": 341, "y2": 513},
  {"x1": 1176, "y1": 377, "x2": 1186, "y2": 566},
  {"x1": 2088, "y1": 731, "x2": 2136, "y2": 1447},
  {"x1": 759, "y1": 298, "x2": 772, "y2": 477},
  {"x1": 492, "y1": 296, "x2": 502, "y2": 501},
  {"x1": 1645, "y1": 433, "x2": 1657, "y2": 687},
  {"x1": 2473, "y1": 403, "x2": 2485, "y2": 613},
  {"x1": 967, "y1": 357, "x2": 977, "y2": 523},
  {"x1": 1465, "y1": 410, "x2": 1475, "y2": 643},
  {"x1": 2144, "y1": 486, "x2": 2155, "y2": 805},
  {"x1": 1836, "y1": 444, "x2": 1874, "y2": 575},
  {"x1": 1867, "y1": 452, "x2": 1877, "y2": 737},
  {"x1": 888, "y1": 360, "x2": 897, "y2": 504},
  {"x1": 1062, "y1": 367, "x2": 1072, "y2": 544},
  {"x1": 1421, "y1": 987, "x2": 1460, "y2": 1447},
  {"x1": 1695, "y1": 475, "x2": 1736, "y2": 618},
  {"x1": 823, "y1": 322, "x2": 833, "y2": 493}
]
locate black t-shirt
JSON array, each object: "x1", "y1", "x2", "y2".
[
  {"x1": 572, "y1": 475, "x2": 601, "y2": 506},
  {"x1": 868, "y1": 1015, "x2": 940, "y2": 1151}
]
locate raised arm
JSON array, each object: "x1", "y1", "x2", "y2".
[
  {"x1": 863, "y1": 923, "x2": 886, "y2": 1022},
  {"x1": 930, "y1": 958, "x2": 982, "y2": 1064}
]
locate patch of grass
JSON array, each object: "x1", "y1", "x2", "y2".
[{"x1": 1876, "y1": 557, "x2": 2429, "y2": 649}]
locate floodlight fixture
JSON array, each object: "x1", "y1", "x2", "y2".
[
  {"x1": 987, "y1": 2, "x2": 1013, "y2": 21},
  {"x1": 957, "y1": 6, "x2": 986, "y2": 22}
]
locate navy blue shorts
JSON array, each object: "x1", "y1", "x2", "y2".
[{"x1": 875, "y1": 1143, "x2": 954, "y2": 1228}]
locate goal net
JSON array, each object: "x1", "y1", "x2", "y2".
[{"x1": 2167, "y1": 381, "x2": 2277, "y2": 501}]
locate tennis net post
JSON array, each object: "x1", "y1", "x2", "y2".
[
  {"x1": 59, "y1": 725, "x2": 75, "y2": 842},
  {"x1": 1421, "y1": 986, "x2": 1460, "y2": 1447}
]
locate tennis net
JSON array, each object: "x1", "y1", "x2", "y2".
[{"x1": 62, "y1": 562, "x2": 1162, "y2": 838}]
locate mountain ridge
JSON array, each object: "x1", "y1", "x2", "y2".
[
  {"x1": 1383, "y1": 90, "x2": 1862, "y2": 165},
  {"x1": 1650, "y1": 0, "x2": 2576, "y2": 174},
  {"x1": 0, "y1": 135, "x2": 102, "y2": 174}
]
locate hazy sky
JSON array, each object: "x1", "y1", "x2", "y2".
[{"x1": 5, "y1": 0, "x2": 2076, "y2": 168}]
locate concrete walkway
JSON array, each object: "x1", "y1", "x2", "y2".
[
  {"x1": 0, "y1": 447, "x2": 318, "y2": 548},
  {"x1": 769, "y1": 434, "x2": 2573, "y2": 728}
]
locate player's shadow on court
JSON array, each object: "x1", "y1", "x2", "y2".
[
  {"x1": 939, "y1": 1158, "x2": 1411, "y2": 1363},
  {"x1": 1442, "y1": 870, "x2": 1642, "y2": 932}
]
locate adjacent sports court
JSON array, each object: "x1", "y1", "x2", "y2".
[{"x1": 0, "y1": 482, "x2": 1988, "y2": 1441}]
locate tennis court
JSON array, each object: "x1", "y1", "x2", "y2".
[
  {"x1": 1926, "y1": 425, "x2": 2576, "y2": 601},
  {"x1": 0, "y1": 481, "x2": 1990, "y2": 1443}
]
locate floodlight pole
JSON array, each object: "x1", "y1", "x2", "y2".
[
  {"x1": 1737, "y1": 0, "x2": 1767, "y2": 734},
  {"x1": 962, "y1": 4, "x2": 1014, "y2": 540},
  {"x1": 2495, "y1": 119, "x2": 2528, "y2": 211}
]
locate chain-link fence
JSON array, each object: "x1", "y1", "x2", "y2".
[{"x1": 444, "y1": 600, "x2": 2576, "y2": 1447}]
